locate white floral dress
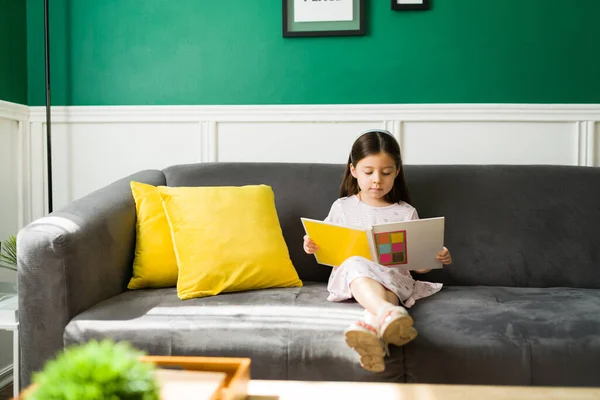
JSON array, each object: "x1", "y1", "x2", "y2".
[{"x1": 325, "y1": 195, "x2": 442, "y2": 308}]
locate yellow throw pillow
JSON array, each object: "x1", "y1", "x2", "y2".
[
  {"x1": 159, "y1": 184, "x2": 302, "y2": 300},
  {"x1": 128, "y1": 181, "x2": 178, "y2": 289}
]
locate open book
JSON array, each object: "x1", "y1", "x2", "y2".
[{"x1": 301, "y1": 216, "x2": 445, "y2": 270}]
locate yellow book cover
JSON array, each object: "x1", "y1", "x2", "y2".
[{"x1": 301, "y1": 218, "x2": 371, "y2": 268}]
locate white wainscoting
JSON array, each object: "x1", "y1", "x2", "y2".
[
  {"x1": 0, "y1": 99, "x2": 28, "y2": 386},
  {"x1": 0, "y1": 100, "x2": 28, "y2": 231},
  {"x1": 24, "y1": 104, "x2": 600, "y2": 221}
]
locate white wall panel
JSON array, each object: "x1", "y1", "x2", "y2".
[
  {"x1": 593, "y1": 122, "x2": 599, "y2": 166},
  {"x1": 402, "y1": 122, "x2": 577, "y2": 165},
  {"x1": 0, "y1": 118, "x2": 19, "y2": 238},
  {"x1": 50, "y1": 122, "x2": 203, "y2": 211},
  {"x1": 217, "y1": 122, "x2": 380, "y2": 163}
]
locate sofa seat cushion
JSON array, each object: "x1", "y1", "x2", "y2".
[
  {"x1": 407, "y1": 286, "x2": 600, "y2": 386},
  {"x1": 64, "y1": 282, "x2": 405, "y2": 382}
]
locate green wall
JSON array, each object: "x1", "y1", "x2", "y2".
[
  {"x1": 0, "y1": 0, "x2": 27, "y2": 104},
  {"x1": 26, "y1": 0, "x2": 600, "y2": 106}
]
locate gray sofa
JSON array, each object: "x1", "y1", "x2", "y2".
[{"x1": 18, "y1": 163, "x2": 600, "y2": 387}]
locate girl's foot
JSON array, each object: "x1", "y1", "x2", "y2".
[
  {"x1": 344, "y1": 321, "x2": 386, "y2": 372},
  {"x1": 377, "y1": 304, "x2": 418, "y2": 347}
]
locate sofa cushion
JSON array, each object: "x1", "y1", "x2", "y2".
[
  {"x1": 159, "y1": 184, "x2": 302, "y2": 300},
  {"x1": 405, "y1": 165, "x2": 600, "y2": 288},
  {"x1": 406, "y1": 286, "x2": 600, "y2": 386},
  {"x1": 127, "y1": 181, "x2": 178, "y2": 290},
  {"x1": 64, "y1": 282, "x2": 405, "y2": 382}
]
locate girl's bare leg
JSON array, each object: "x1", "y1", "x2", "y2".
[{"x1": 350, "y1": 277, "x2": 399, "y2": 316}]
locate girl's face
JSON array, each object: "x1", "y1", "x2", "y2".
[{"x1": 350, "y1": 152, "x2": 399, "y2": 206}]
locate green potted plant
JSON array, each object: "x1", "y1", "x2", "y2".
[
  {"x1": 0, "y1": 234, "x2": 17, "y2": 271},
  {"x1": 24, "y1": 339, "x2": 160, "y2": 400},
  {"x1": 0, "y1": 234, "x2": 18, "y2": 295}
]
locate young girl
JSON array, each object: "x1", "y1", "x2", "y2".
[{"x1": 303, "y1": 129, "x2": 452, "y2": 373}]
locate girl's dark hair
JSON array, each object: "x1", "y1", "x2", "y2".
[{"x1": 340, "y1": 130, "x2": 411, "y2": 204}]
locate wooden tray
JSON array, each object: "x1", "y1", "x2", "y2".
[
  {"x1": 15, "y1": 356, "x2": 251, "y2": 400},
  {"x1": 142, "y1": 356, "x2": 251, "y2": 400}
]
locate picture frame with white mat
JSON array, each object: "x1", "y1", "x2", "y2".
[{"x1": 392, "y1": 0, "x2": 430, "y2": 11}]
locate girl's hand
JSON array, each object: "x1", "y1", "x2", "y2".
[
  {"x1": 414, "y1": 247, "x2": 452, "y2": 273},
  {"x1": 303, "y1": 235, "x2": 319, "y2": 254},
  {"x1": 436, "y1": 246, "x2": 452, "y2": 265}
]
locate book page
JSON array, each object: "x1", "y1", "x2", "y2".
[
  {"x1": 371, "y1": 217, "x2": 445, "y2": 270},
  {"x1": 301, "y1": 218, "x2": 370, "y2": 268}
]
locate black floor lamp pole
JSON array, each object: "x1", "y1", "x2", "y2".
[{"x1": 44, "y1": 0, "x2": 53, "y2": 213}]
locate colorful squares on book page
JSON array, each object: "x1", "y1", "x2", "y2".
[
  {"x1": 375, "y1": 230, "x2": 407, "y2": 266},
  {"x1": 391, "y1": 232, "x2": 404, "y2": 242},
  {"x1": 379, "y1": 253, "x2": 393, "y2": 264},
  {"x1": 378, "y1": 244, "x2": 391, "y2": 254},
  {"x1": 393, "y1": 253, "x2": 405, "y2": 263},
  {"x1": 376, "y1": 234, "x2": 390, "y2": 244},
  {"x1": 391, "y1": 242, "x2": 404, "y2": 252}
]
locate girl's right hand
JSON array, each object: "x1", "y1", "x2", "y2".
[{"x1": 303, "y1": 235, "x2": 319, "y2": 254}]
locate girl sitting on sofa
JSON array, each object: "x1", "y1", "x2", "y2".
[{"x1": 303, "y1": 129, "x2": 452, "y2": 373}]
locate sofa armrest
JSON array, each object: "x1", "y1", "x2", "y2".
[{"x1": 17, "y1": 170, "x2": 166, "y2": 386}]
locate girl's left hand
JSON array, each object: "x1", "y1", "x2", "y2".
[{"x1": 436, "y1": 247, "x2": 452, "y2": 265}]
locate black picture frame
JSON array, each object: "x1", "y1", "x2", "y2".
[
  {"x1": 283, "y1": 0, "x2": 365, "y2": 38},
  {"x1": 391, "y1": 0, "x2": 430, "y2": 11}
]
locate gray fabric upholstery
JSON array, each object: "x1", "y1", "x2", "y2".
[
  {"x1": 405, "y1": 165, "x2": 600, "y2": 289},
  {"x1": 406, "y1": 286, "x2": 600, "y2": 386},
  {"x1": 63, "y1": 284, "x2": 600, "y2": 385},
  {"x1": 64, "y1": 282, "x2": 403, "y2": 382},
  {"x1": 17, "y1": 163, "x2": 600, "y2": 387},
  {"x1": 18, "y1": 170, "x2": 166, "y2": 387}
]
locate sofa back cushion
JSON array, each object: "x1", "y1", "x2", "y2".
[
  {"x1": 406, "y1": 165, "x2": 600, "y2": 289},
  {"x1": 163, "y1": 163, "x2": 600, "y2": 288}
]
